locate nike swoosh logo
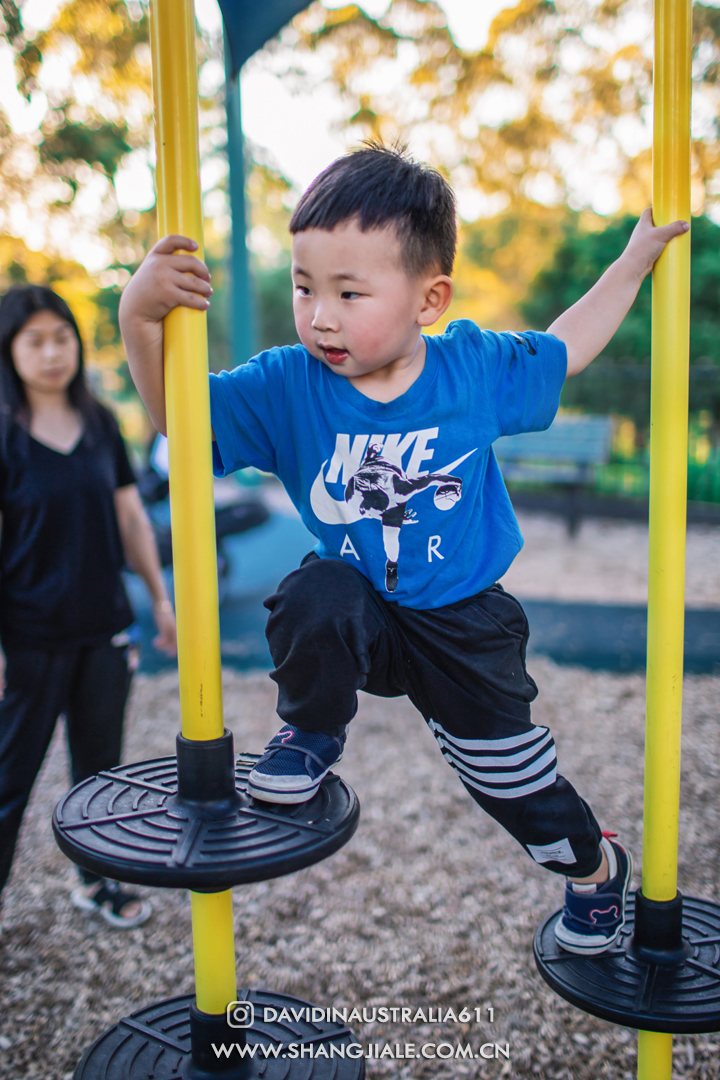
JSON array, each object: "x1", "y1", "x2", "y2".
[
  {"x1": 310, "y1": 461, "x2": 364, "y2": 525},
  {"x1": 309, "y1": 448, "x2": 479, "y2": 526},
  {"x1": 439, "y1": 449, "x2": 477, "y2": 472}
]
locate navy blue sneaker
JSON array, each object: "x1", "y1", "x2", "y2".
[
  {"x1": 247, "y1": 724, "x2": 346, "y2": 804},
  {"x1": 554, "y1": 834, "x2": 633, "y2": 956}
]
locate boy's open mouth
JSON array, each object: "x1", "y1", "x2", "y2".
[{"x1": 321, "y1": 347, "x2": 349, "y2": 365}]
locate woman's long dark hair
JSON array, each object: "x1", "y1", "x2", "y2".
[{"x1": 0, "y1": 284, "x2": 105, "y2": 428}]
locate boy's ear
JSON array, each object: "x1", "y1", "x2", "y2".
[{"x1": 417, "y1": 275, "x2": 453, "y2": 327}]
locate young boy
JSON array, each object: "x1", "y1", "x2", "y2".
[{"x1": 120, "y1": 145, "x2": 687, "y2": 957}]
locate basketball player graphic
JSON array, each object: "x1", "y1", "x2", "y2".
[
  {"x1": 345, "y1": 443, "x2": 463, "y2": 592},
  {"x1": 310, "y1": 435, "x2": 477, "y2": 593}
]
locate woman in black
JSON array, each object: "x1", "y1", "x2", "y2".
[{"x1": 0, "y1": 285, "x2": 176, "y2": 929}]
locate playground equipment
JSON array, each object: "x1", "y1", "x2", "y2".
[
  {"x1": 138, "y1": 434, "x2": 269, "y2": 578},
  {"x1": 52, "y1": 2, "x2": 362, "y2": 1076},
  {"x1": 47, "y1": 0, "x2": 720, "y2": 1076},
  {"x1": 219, "y1": 0, "x2": 309, "y2": 366},
  {"x1": 534, "y1": 0, "x2": 720, "y2": 1076}
]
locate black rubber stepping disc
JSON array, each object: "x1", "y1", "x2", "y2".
[
  {"x1": 53, "y1": 754, "x2": 359, "y2": 891},
  {"x1": 534, "y1": 893, "x2": 720, "y2": 1033},
  {"x1": 74, "y1": 991, "x2": 365, "y2": 1079}
]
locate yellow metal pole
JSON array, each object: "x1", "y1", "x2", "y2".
[
  {"x1": 640, "y1": 0, "x2": 691, "y2": 1072},
  {"x1": 151, "y1": 0, "x2": 223, "y2": 745},
  {"x1": 191, "y1": 891, "x2": 239, "y2": 1015},
  {"x1": 645, "y1": 0, "x2": 691, "y2": 911},
  {"x1": 150, "y1": 0, "x2": 237, "y2": 1015},
  {"x1": 638, "y1": 1031, "x2": 674, "y2": 1080}
]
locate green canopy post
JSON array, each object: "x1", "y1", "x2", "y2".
[{"x1": 224, "y1": 29, "x2": 256, "y2": 366}]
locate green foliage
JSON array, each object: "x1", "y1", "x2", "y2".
[
  {"x1": 256, "y1": 262, "x2": 298, "y2": 353},
  {"x1": 1, "y1": 0, "x2": 43, "y2": 99},
  {"x1": 205, "y1": 248, "x2": 231, "y2": 373},
  {"x1": 294, "y1": 0, "x2": 720, "y2": 219},
  {"x1": 0, "y1": 0, "x2": 22, "y2": 40},
  {"x1": 447, "y1": 204, "x2": 571, "y2": 332},
  {"x1": 520, "y1": 215, "x2": 652, "y2": 359},
  {"x1": 516, "y1": 213, "x2": 720, "y2": 425},
  {"x1": 39, "y1": 119, "x2": 131, "y2": 180},
  {"x1": 689, "y1": 218, "x2": 720, "y2": 360},
  {"x1": 520, "y1": 214, "x2": 720, "y2": 364},
  {"x1": 558, "y1": 364, "x2": 720, "y2": 428},
  {"x1": 207, "y1": 259, "x2": 298, "y2": 368}
]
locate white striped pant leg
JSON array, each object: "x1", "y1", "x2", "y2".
[{"x1": 428, "y1": 719, "x2": 603, "y2": 877}]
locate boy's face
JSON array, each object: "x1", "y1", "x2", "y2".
[{"x1": 292, "y1": 220, "x2": 448, "y2": 379}]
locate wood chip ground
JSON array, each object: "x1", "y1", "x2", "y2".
[{"x1": 1, "y1": 515, "x2": 718, "y2": 1078}]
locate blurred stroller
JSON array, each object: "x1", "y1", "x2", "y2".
[{"x1": 138, "y1": 435, "x2": 270, "y2": 602}]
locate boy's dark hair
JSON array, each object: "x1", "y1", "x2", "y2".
[{"x1": 289, "y1": 143, "x2": 457, "y2": 277}]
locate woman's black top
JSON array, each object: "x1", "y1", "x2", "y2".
[{"x1": 0, "y1": 411, "x2": 136, "y2": 649}]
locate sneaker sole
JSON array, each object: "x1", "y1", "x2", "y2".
[
  {"x1": 246, "y1": 781, "x2": 321, "y2": 804},
  {"x1": 246, "y1": 767, "x2": 334, "y2": 804},
  {"x1": 553, "y1": 924, "x2": 622, "y2": 956},
  {"x1": 247, "y1": 753, "x2": 342, "y2": 805},
  {"x1": 554, "y1": 846, "x2": 634, "y2": 956}
]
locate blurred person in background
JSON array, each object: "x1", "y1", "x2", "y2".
[{"x1": 0, "y1": 284, "x2": 176, "y2": 931}]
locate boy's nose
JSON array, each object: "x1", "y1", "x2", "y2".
[{"x1": 311, "y1": 306, "x2": 339, "y2": 333}]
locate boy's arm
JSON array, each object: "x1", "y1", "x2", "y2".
[
  {"x1": 119, "y1": 236, "x2": 213, "y2": 434},
  {"x1": 548, "y1": 209, "x2": 689, "y2": 378}
]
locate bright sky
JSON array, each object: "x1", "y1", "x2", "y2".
[
  {"x1": 8, "y1": 0, "x2": 715, "y2": 267},
  {"x1": 11, "y1": 0, "x2": 511, "y2": 189},
  {"x1": 0, "y1": 0, "x2": 516, "y2": 269},
  {"x1": 194, "y1": 0, "x2": 506, "y2": 52},
  {"x1": 195, "y1": 0, "x2": 513, "y2": 192}
]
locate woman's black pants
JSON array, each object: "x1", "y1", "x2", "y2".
[
  {"x1": 265, "y1": 554, "x2": 603, "y2": 879},
  {"x1": 0, "y1": 641, "x2": 133, "y2": 896}
]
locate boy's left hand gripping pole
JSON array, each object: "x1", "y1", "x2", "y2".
[{"x1": 150, "y1": 0, "x2": 238, "y2": 1019}]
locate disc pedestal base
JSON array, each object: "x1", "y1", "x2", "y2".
[
  {"x1": 56, "y1": 734, "x2": 364, "y2": 1077},
  {"x1": 74, "y1": 992, "x2": 365, "y2": 1079},
  {"x1": 53, "y1": 736, "x2": 360, "y2": 891},
  {"x1": 534, "y1": 892, "x2": 720, "y2": 1033}
]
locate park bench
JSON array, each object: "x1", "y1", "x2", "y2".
[{"x1": 493, "y1": 414, "x2": 614, "y2": 535}]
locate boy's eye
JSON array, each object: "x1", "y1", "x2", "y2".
[
  {"x1": 294, "y1": 285, "x2": 311, "y2": 296},
  {"x1": 341, "y1": 291, "x2": 360, "y2": 300}
]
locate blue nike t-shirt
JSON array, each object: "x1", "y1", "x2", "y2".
[{"x1": 210, "y1": 320, "x2": 567, "y2": 609}]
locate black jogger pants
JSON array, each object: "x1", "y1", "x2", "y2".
[
  {"x1": 0, "y1": 640, "x2": 133, "y2": 896},
  {"x1": 264, "y1": 554, "x2": 602, "y2": 878}
]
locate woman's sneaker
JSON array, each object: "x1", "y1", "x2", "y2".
[
  {"x1": 554, "y1": 834, "x2": 633, "y2": 956},
  {"x1": 247, "y1": 724, "x2": 346, "y2": 804},
  {"x1": 71, "y1": 879, "x2": 152, "y2": 929}
]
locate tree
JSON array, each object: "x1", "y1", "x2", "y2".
[
  {"x1": 520, "y1": 213, "x2": 720, "y2": 363},
  {"x1": 0, "y1": 0, "x2": 152, "y2": 275},
  {"x1": 0, "y1": 0, "x2": 236, "y2": 441},
  {"x1": 431, "y1": 201, "x2": 573, "y2": 334},
  {"x1": 245, "y1": 157, "x2": 299, "y2": 353},
  {"x1": 292, "y1": 0, "x2": 720, "y2": 217},
  {"x1": 514, "y1": 212, "x2": 720, "y2": 425},
  {"x1": 0, "y1": 1, "x2": 302, "y2": 378},
  {"x1": 5, "y1": 0, "x2": 720, "y2": 396}
]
